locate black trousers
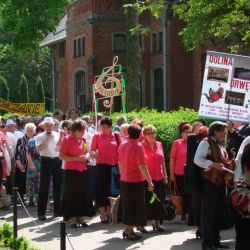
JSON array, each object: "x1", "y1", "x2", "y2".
[
  {"x1": 38, "y1": 157, "x2": 62, "y2": 216},
  {"x1": 175, "y1": 174, "x2": 190, "y2": 216},
  {"x1": 201, "y1": 179, "x2": 226, "y2": 248},
  {"x1": 15, "y1": 168, "x2": 26, "y2": 199}
]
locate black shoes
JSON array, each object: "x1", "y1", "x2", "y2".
[
  {"x1": 152, "y1": 225, "x2": 165, "y2": 232},
  {"x1": 213, "y1": 243, "x2": 229, "y2": 249},
  {"x1": 196, "y1": 230, "x2": 202, "y2": 239},
  {"x1": 122, "y1": 231, "x2": 142, "y2": 240},
  {"x1": 38, "y1": 215, "x2": 46, "y2": 221},
  {"x1": 202, "y1": 246, "x2": 218, "y2": 250}
]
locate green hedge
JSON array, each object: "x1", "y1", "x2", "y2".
[
  {"x1": 111, "y1": 107, "x2": 200, "y2": 163},
  {"x1": 0, "y1": 223, "x2": 38, "y2": 250}
]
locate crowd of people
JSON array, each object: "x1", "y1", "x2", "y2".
[{"x1": 0, "y1": 108, "x2": 249, "y2": 250}]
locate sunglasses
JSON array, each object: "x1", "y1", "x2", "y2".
[{"x1": 146, "y1": 131, "x2": 155, "y2": 135}]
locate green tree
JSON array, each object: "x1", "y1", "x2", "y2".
[
  {"x1": 127, "y1": 0, "x2": 250, "y2": 53},
  {"x1": 19, "y1": 74, "x2": 29, "y2": 103},
  {"x1": 36, "y1": 76, "x2": 45, "y2": 103},
  {"x1": 0, "y1": 75, "x2": 9, "y2": 100},
  {"x1": 0, "y1": 0, "x2": 73, "y2": 53}
]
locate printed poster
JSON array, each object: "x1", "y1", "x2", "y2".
[{"x1": 199, "y1": 51, "x2": 250, "y2": 123}]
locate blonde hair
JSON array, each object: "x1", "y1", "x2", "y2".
[{"x1": 143, "y1": 125, "x2": 156, "y2": 135}]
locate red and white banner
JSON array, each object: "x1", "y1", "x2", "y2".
[{"x1": 199, "y1": 51, "x2": 250, "y2": 123}]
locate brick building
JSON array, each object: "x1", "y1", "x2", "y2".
[{"x1": 40, "y1": 0, "x2": 210, "y2": 113}]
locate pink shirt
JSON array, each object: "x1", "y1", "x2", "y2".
[
  {"x1": 170, "y1": 138, "x2": 187, "y2": 175},
  {"x1": 90, "y1": 132, "x2": 121, "y2": 166},
  {"x1": 142, "y1": 140, "x2": 165, "y2": 181},
  {"x1": 118, "y1": 139, "x2": 146, "y2": 182},
  {"x1": 60, "y1": 134, "x2": 88, "y2": 171}
]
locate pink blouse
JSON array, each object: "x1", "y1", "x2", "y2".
[
  {"x1": 170, "y1": 138, "x2": 187, "y2": 175},
  {"x1": 142, "y1": 140, "x2": 165, "y2": 181},
  {"x1": 60, "y1": 134, "x2": 88, "y2": 171},
  {"x1": 90, "y1": 132, "x2": 121, "y2": 166},
  {"x1": 118, "y1": 139, "x2": 146, "y2": 182}
]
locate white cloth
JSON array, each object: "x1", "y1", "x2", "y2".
[
  {"x1": 35, "y1": 131, "x2": 60, "y2": 157},
  {"x1": 234, "y1": 135, "x2": 250, "y2": 181},
  {"x1": 6, "y1": 132, "x2": 17, "y2": 155},
  {"x1": 14, "y1": 130, "x2": 24, "y2": 140},
  {"x1": 194, "y1": 138, "x2": 226, "y2": 171}
]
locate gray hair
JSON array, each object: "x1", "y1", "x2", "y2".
[
  {"x1": 116, "y1": 115, "x2": 127, "y2": 126},
  {"x1": 24, "y1": 122, "x2": 36, "y2": 134}
]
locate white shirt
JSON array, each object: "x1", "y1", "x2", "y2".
[
  {"x1": 6, "y1": 132, "x2": 17, "y2": 157},
  {"x1": 194, "y1": 138, "x2": 226, "y2": 171},
  {"x1": 35, "y1": 131, "x2": 60, "y2": 157},
  {"x1": 234, "y1": 135, "x2": 250, "y2": 181}
]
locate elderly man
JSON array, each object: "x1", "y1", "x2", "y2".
[{"x1": 35, "y1": 117, "x2": 62, "y2": 221}]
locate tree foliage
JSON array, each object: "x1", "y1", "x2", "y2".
[
  {"x1": 0, "y1": 44, "x2": 52, "y2": 108},
  {"x1": 36, "y1": 76, "x2": 45, "y2": 103},
  {"x1": 0, "y1": 75, "x2": 9, "y2": 100},
  {"x1": 19, "y1": 74, "x2": 29, "y2": 103},
  {"x1": 127, "y1": 0, "x2": 250, "y2": 53},
  {"x1": 0, "y1": 0, "x2": 71, "y2": 53}
]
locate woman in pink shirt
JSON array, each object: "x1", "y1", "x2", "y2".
[
  {"x1": 170, "y1": 123, "x2": 192, "y2": 223},
  {"x1": 142, "y1": 125, "x2": 168, "y2": 232},
  {"x1": 118, "y1": 124, "x2": 154, "y2": 240},
  {"x1": 59, "y1": 119, "x2": 94, "y2": 228},
  {"x1": 90, "y1": 116, "x2": 121, "y2": 223}
]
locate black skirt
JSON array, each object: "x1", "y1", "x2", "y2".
[
  {"x1": 64, "y1": 170, "x2": 94, "y2": 217},
  {"x1": 96, "y1": 164, "x2": 112, "y2": 207},
  {"x1": 120, "y1": 181, "x2": 147, "y2": 227},
  {"x1": 146, "y1": 179, "x2": 165, "y2": 220}
]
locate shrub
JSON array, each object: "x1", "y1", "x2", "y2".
[
  {"x1": 111, "y1": 107, "x2": 200, "y2": 163},
  {"x1": 0, "y1": 223, "x2": 38, "y2": 250}
]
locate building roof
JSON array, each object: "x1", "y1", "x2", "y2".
[{"x1": 40, "y1": 15, "x2": 67, "y2": 47}]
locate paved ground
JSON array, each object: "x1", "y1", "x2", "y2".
[{"x1": 0, "y1": 205, "x2": 236, "y2": 250}]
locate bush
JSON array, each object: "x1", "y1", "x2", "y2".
[
  {"x1": 111, "y1": 107, "x2": 200, "y2": 163},
  {"x1": 0, "y1": 223, "x2": 38, "y2": 250}
]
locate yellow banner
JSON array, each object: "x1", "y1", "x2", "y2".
[{"x1": 0, "y1": 98, "x2": 45, "y2": 116}]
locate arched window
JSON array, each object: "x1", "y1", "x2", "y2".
[
  {"x1": 154, "y1": 68, "x2": 164, "y2": 111},
  {"x1": 74, "y1": 70, "x2": 86, "y2": 112}
]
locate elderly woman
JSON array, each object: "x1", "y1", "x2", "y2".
[
  {"x1": 118, "y1": 124, "x2": 154, "y2": 240},
  {"x1": 59, "y1": 119, "x2": 93, "y2": 228},
  {"x1": 142, "y1": 125, "x2": 167, "y2": 232},
  {"x1": 170, "y1": 123, "x2": 192, "y2": 223},
  {"x1": 90, "y1": 116, "x2": 121, "y2": 223},
  {"x1": 26, "y1": 125, "x2": 44, "y2": 207},
  {"x1": 15, "y1": 122, "x2": 36, "y2": 201},
  {"x1": 194, "y1": 121, "x2": 230, "y2": 250}
]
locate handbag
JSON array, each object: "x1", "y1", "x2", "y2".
[
  {"x1": 169, "y1": 182, "x2": 183, "y2": 215},
  {"x1": 162, "y1": 194, "x2": 176, "y2": 221}
]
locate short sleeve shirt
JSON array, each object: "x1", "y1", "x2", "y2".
[
  {"x1": 60, "y1": 134, "x2": 88, "y2": 171},
  {"x1": 118, "y1": 139, "x2": 146, "y2": 182},
  {"x1": 35, "y1": 131, "x2": 60, "y2": 157},
  {"x1": 170, "y1": 138, "x2": 187, "y2": 175},
  {"x1": 90, "y1": 132, "x2": 121, "y2": 166},
  {"x1": 142, "y1": 140, "x2": 165, "y2": 181}
]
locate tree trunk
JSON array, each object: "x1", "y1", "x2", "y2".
[{"x1": 124, "y1": 0, "x2": 141, "y2": 111}]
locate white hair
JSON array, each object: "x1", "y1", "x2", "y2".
[{"x1": 24, "y1": 122, "x2": 36, "y2": 134}]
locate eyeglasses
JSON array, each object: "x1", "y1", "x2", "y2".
[{"x1": 146, "y1": 131, "x2": 155, "y2": 135}]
